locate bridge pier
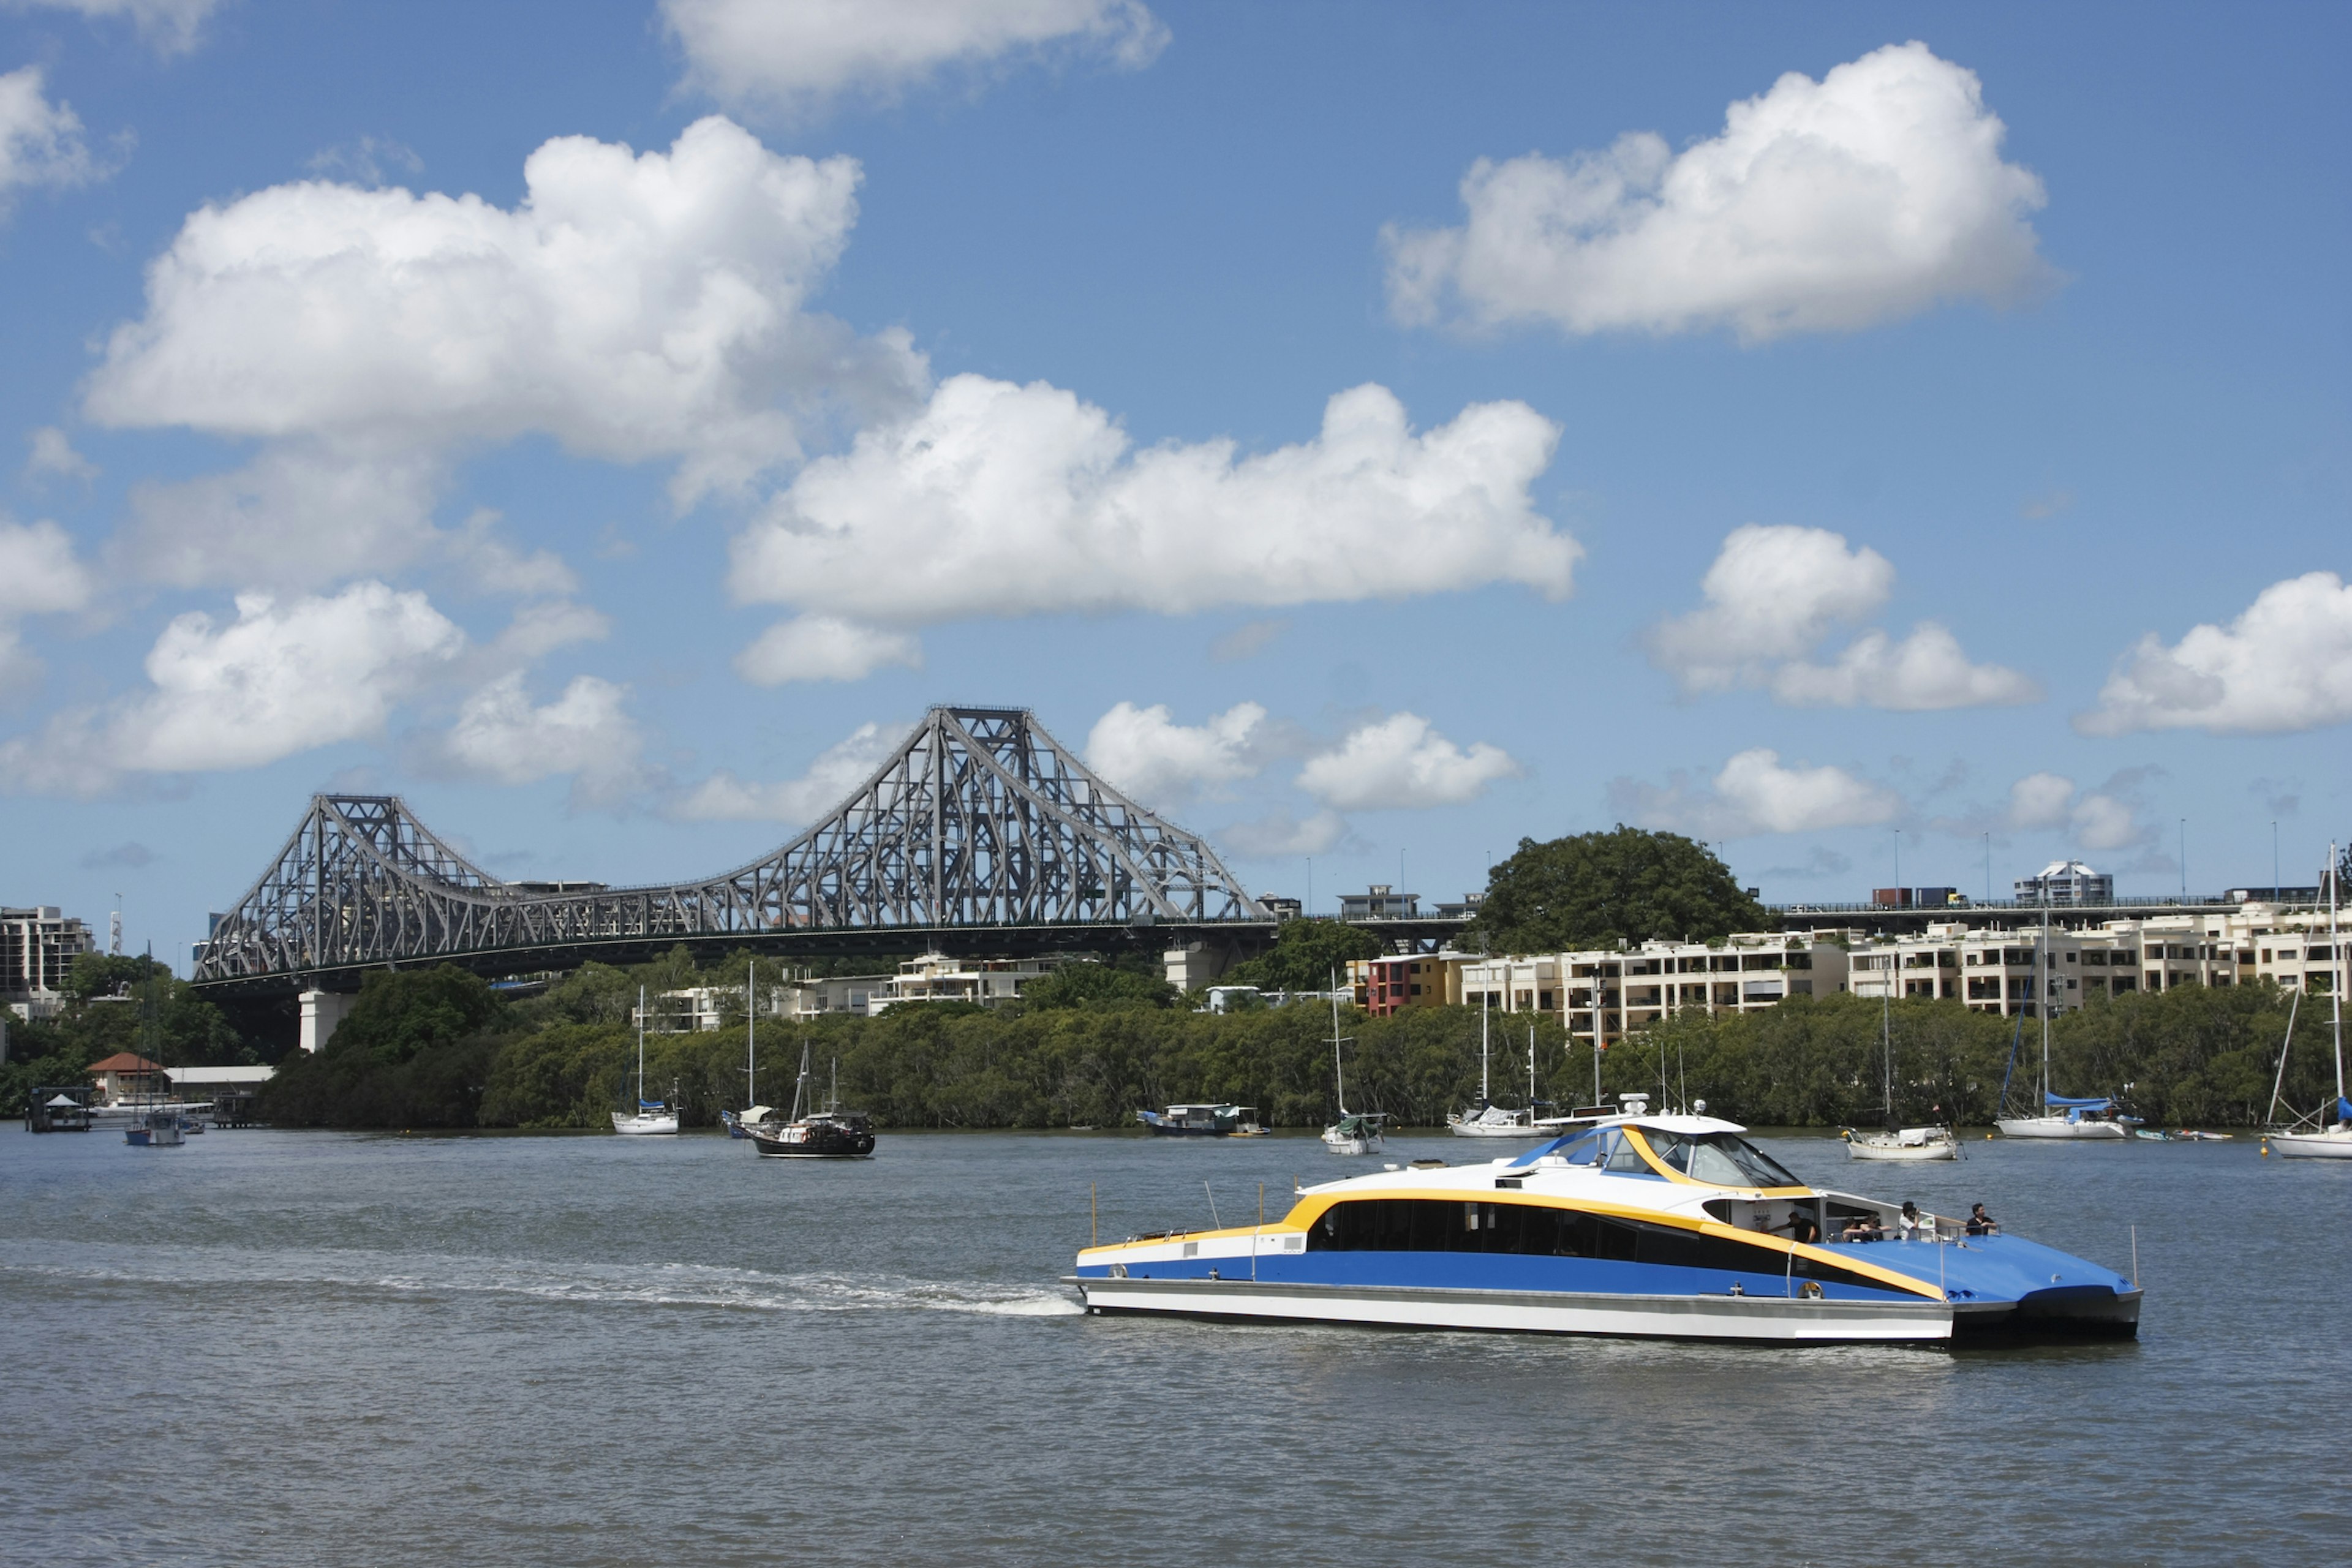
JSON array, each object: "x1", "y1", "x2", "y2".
[{"x1": 298, "y1": 989, "x2": 356, "y2": 1054}]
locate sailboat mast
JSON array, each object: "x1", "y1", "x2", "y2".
[
  {"x1": 2331, "y1": 841, "x2": 2344, "y2": 1107},
  {"x1": 1528, "y1": 1024, "x2": 1536, "y2": 1111},
  {"x1": 1883, "y1": 984, "x2": 1894, "y2": 1124},
  {"x1": 2038, "y1": 880, "x2": 2051, "y2": 1108},
  {"x1": 636, "y1": 984, "x2": 647, "y2": 1107},
  {"x1": 1329, "y1": 974, "x2": 1346, "y2": 1117},
  {"x1": 1480, "y1": 991, "x2": 1491, "y2": 1106}
]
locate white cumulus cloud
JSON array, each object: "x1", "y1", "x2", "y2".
[
  {"x1": 2000, "y1": 769, "x2": 2157, "y2": 854},
  {"x1": 24, "y1": 426, "x2": 96, "y2": 481},
  {"x1": 1771, "y1": 624, "x2": 2040, "y2": 710},
  {"x1": 85, "y1": 116, "x2": 923, "y2": 589},
  {"x1": 1295, "y1": 712, "x2": 1520, "y2": 812},
  {"x1": 1084, "y1": 700, "x2": 1265, "y2": 802},
  {"x1": 2075, "y1": 571, "x2": 2352, "y2": 736},
  {"x1": 671, "y1": 719, "x2": 905, "y2": 824},
  {"x1": 0, "y1": 65, "x2": 102, "y2": 215},
  {"x1": 664, "y1": 0, "x2": 1166, "y2": 116},
  {"x1": 7, "y1": 1, "x2": 225, "y2": 53},
  {"x1": 734, "y1": 614, "x2": 922, "y2": 685},
  {"x1": 1385, "y1": 42, "x2": 2052, "y2": 342},
  {"x1": 1612, "y1": 747, "x2": 1901, "y2": 838},
  {"x1": 427, "y1": 672, "x2": 648, "y2": 807},
  {"x1": 1647, "y1": 524, "x2": 2034, "y2": 709},
  {"x1": 1216, "y1": 807, "x2": 1347, "y2": 859},
  {"x1": 0, "y1": 581, "x2": 466, "y2": 793},
  {"x1": 729, "y1": 375, "x2": 1574, "y2": 638},
  {"x1": 0, "y1": 515, "x2": 95, "y2": 698}
]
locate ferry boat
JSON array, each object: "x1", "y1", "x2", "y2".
[
  {"x1": 1069, "y1": 1102, "x2": 2140, "y2": 1343},
  {"x1": 1137, "y1": 1104, "x2": 1267, "y2": 1137}
]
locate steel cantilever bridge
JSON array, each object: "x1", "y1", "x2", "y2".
[{"x1": 190, "y1": 706, "x2": 1285, "y2": 1001}]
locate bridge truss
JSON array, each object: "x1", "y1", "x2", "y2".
[{"x1": 192, "y1": 706, "x2": 1269, "y2": 995}]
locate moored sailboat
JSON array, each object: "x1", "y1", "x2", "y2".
[
  {"x1": 1995, "y1": 902, "x2": 2128, "y2": 1140},
  {"x1": 1449, "y1": 1000, "x2": 1542, "y2": 1139},
  {"x1": 612, "y1": 985, "x2": 680, "y2": 1136},
  {"x1": 1321, "y1": 984, "x2": 1386, "y2": 1155},
  {"x1": 749, "y1": 1041, "x2": 875, "y2": 1159},
  {"x1": 1844, "y1": 990, "x2": 1958, "y2": 1161},
  {"x1": 2267, "y1": 842, "x2": 2352, "y2": 1160}
]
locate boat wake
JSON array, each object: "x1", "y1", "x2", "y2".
[{"x1": 0, "y1": 1240, "x2": 1082, "y2": 1318}]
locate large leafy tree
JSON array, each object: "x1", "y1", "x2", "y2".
[
  {"x1": 1220, "y1": 919, "x2": 1382, "y2": 992},
  {"x1": 1466, "y1": 826, "x2": 1766, "y2": 954}
]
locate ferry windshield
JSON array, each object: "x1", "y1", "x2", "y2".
[{"x1": 1640, "y1": 1129, "x2": 1804, "y2": 1189}]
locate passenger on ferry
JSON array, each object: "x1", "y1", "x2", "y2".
[
  {"x1": 1965, "y1": 1202, "x2": 1999, "y2": 1236},
  {"x1": 1840, "y1": 1214, "x2": 1885, "y2": 1243},
  {"x1": 1773, "y1": 1210, "x2": 1820, "y2": 1245},
  {"x1": 1897, "y1": 1201, "x2": 1929, "y2": 1239}
]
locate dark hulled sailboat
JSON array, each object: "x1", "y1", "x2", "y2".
[{"x1": 748, "y1": 1039, "x2": 875, "y2": 1160}]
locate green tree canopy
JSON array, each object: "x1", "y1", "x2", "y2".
[
  {"x1": 1466, "y1": 826, "x2": 1766, "y2": 955},
  {"x1": 1020, "y1": 962, "x2": 1179, "y2": 1012},
  {"x1": 327, "y1": 967, "x2": 507, "y2": 1066},
  {"x1": 1220, "y1": 919, "x2": 1382, "y2": 992}
]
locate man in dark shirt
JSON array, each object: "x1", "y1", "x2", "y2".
[{"x1": 1965, "y1": 1202, "x2": 1999, "y2": 1236}]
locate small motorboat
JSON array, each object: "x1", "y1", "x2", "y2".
[
  {"x1": 1137, "y1": 1104, "x2": 1267, "y2": 1137},
  {"x1": 2177, "y1": 1130, "x2": 2233, "y2": 1141},
  {"x1": 1070, "y1": 1107, "x2": 2142, "y2": 1343}
]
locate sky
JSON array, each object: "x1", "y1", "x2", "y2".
[{"x1": 1, "y1": 0, "x2": 2346, "y2": 971}]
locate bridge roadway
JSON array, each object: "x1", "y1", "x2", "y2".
[{"x1": 188, "y1": 900, "x2": 2245, "y2": 1005}]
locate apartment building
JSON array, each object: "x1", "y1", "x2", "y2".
[
  {"x1": 1348, "y1": 954, "x2": 1460, "y2": 1017},
  {"x1": 3, "y1": 906, "x2": 95, "y2": 1022},
  {"x1": 1562, "y1": 934, "x2": 1852, "y2": 1046}
]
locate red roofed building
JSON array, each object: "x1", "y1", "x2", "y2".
[{"x1": 86, "y1": 1052, "x2": 167, "y2": 1101}]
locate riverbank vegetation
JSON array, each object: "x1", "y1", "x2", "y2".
[
  {"x1": 244, "y1": 949, "x2": 2340, "y2": 1133},
  {"x1": 0, "y1": 955, "x2": 252, "y2": 1118}
]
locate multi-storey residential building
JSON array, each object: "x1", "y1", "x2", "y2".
[
  {"x1": 2, "y1": 906, "x2": 95, "y2": 1022},
  {"x1": 1455, "y1": 954, "x2": 1560, "y2": 1017},
  {"x1": 1349, "y1": 954, "x2": 1461, "y2": 1017},
  {"x1": 1561, "y1": 935, "x2": 1852, "y2": 1046}
]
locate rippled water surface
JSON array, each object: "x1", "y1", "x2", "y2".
[{"x1": 5, "y1": 1122, "x2": 2347, "y2": 1566}]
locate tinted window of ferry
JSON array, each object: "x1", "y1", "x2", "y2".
[
  {"x1": 1308, "y1": 1199, "x2": 1890, "y2": 1291},
  {"x1": 1642, "y1": 1129, "x2": 1804, "y2": 1188}
]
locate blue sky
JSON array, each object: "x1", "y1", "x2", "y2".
[{"x1": 1, "y1": 1, "x2": 2346, "y2": 969}]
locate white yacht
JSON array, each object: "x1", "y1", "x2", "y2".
[
  {"x1": 1996, "y1": 908, "x2": 2128, "y2": 1140},
  {"x1": 1320, "y1": 987, "x2": 1386, "y2": 1156},
  {"x1": 2268, "y1": 843, "x2": 2351, "y2": 1160},
  {"x1": 1844, "y1": 992, "x2": 1958, "y2": 1161},
  {"x1": 612, "y1": 985, "x2": 680, "y2": 1136},
  {"x1": 1448, "y1": 1006, "x2": 1542, "y2": 1139}
]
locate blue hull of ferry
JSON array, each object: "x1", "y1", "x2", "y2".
[{"x1": 1074, "y1": 1235, "x2": 2135, "y2": 1335}]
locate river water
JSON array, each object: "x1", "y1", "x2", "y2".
[{"x1": 3, "y1": 1121, "x2": 2345, "y2": 1566}]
